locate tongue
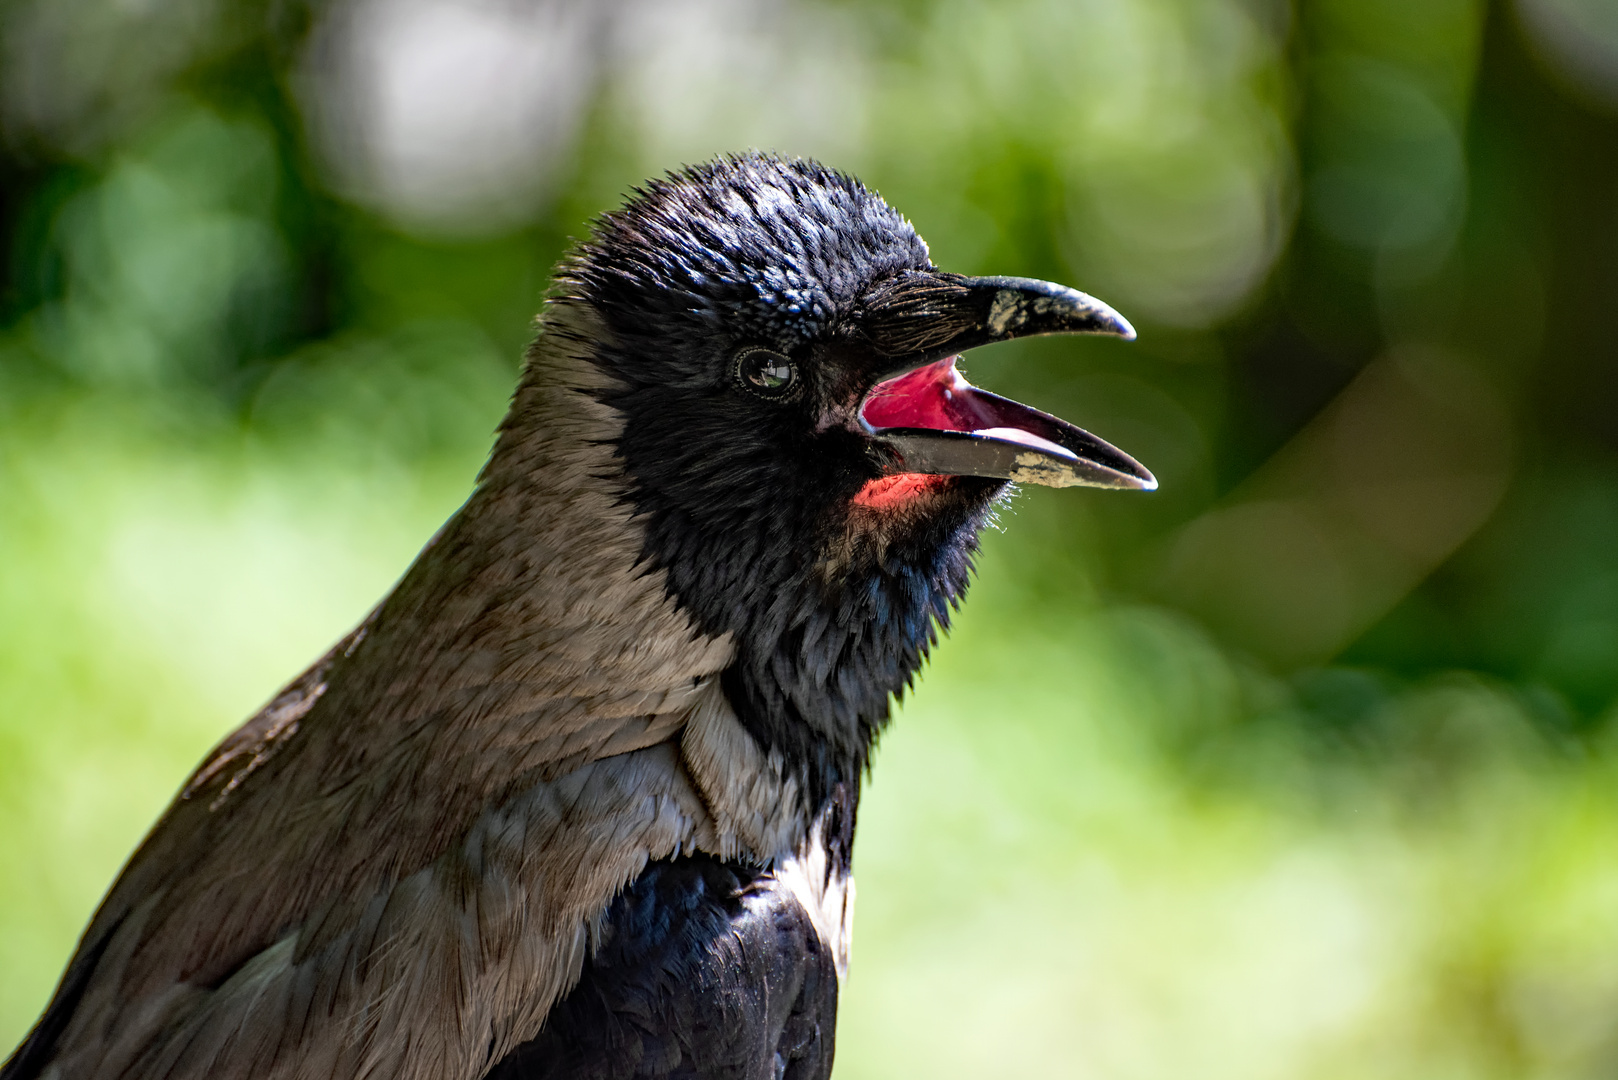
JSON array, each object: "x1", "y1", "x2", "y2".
[{"x1": 968, "y1": 427, "x2": 1076, "y2": 459}]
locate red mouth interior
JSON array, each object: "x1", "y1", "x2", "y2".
[
  {"x1": 859, "y1": 357, "x2": 1075, "y2": 459},
  {"x1": 861, "y1": 358, "x2": 988, "y2": 430}
]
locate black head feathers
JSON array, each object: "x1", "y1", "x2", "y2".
[{"x1": 568, "y1": 153, "x2": 933, "y2": 368}]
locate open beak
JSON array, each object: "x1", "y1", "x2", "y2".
[{"x1": 855, "y1": 272, "x2": 1157, "y2": 491}]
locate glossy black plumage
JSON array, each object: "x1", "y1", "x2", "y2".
[
  {"x1": 486, "y1": 856, "x2": 835, "y2": 1080},
  {"x1": 487, "y1": 786, "x2": 855, "y2": 1080}
]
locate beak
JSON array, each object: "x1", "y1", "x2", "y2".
[{"x1": 854, "y1": 272, "x2": 1156, "y2": 491}]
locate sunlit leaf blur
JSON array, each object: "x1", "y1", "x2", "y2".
[{"x1": 3, "y1": 0, "x2": 1618, "y2": 1073}]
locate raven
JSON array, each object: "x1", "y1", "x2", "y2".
[{"x1": 3, "y1": 154, "x2": 1153, "y2": 1080}]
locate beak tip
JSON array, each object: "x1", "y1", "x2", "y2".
[
  {"x1": 1095, "y1": 304, "x2": 1136, "y2": 342},
  {"x1": 1109, "y1": 463, "x2": 1156, "y2": 491}
]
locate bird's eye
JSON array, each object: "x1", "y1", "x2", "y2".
[{"x1": 733, "y1": 347, "x2": 799, "y2": 399}]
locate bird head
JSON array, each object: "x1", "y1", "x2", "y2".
[{"x1": 519, "y1": 154, "x2": 1153, "y2": 800}]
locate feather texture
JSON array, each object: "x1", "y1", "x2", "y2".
[
  {"x1": 9, "y1": 303, "x2": 785, "y2": 1080},
  {"x1": 5, "y1": 154, "x2": 1058, "y2": 1080}
]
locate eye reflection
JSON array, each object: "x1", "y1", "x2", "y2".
[{"x1": 735, "y1": 348, "x2": 798, "y2": 397}]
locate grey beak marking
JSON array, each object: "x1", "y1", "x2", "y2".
[{"x1": 981, "y1": 278, "x2": 1137, "y2": 342}]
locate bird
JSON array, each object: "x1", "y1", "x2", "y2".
[{"x1": 2, "y1": 153, "x2": 1154, "y2": 1080}]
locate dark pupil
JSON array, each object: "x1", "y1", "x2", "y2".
[{"x1": 747, "y1": 357, "x2": 793, "y2": 391}]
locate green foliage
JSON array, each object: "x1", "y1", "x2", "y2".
[{"x1": 3, "y1": 0, "x2": 1618, "y2": 1074}]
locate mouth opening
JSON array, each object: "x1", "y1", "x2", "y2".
[
  {"x1": 860, "y1": 358, "x2": 1078, "y2": 460},
  {"x1": 857, "y1": 356, "x2": 1157, "y2": 492}
]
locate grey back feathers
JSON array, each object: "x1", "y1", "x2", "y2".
[{"x1": 12, "y1": 302, "x2": 827, "y2": 1080}]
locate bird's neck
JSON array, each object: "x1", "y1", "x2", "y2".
[
  {"x1": 608, "y1": 425, "x2": 993, "y2": 812},
  {"x1": 698, "y1": 512, "x2": 983, "y2": 809},
  {"x1": 477, "y1": 301, "x2": 990, "y2": 818}
]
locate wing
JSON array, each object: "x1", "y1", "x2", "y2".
[{"x1": 2, "y1": 304, "x2": 740, "y2": 1080}]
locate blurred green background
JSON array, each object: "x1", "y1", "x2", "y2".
[{"x1": 3, "y1": 0, "x2": 1618, "y2": 1073}]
